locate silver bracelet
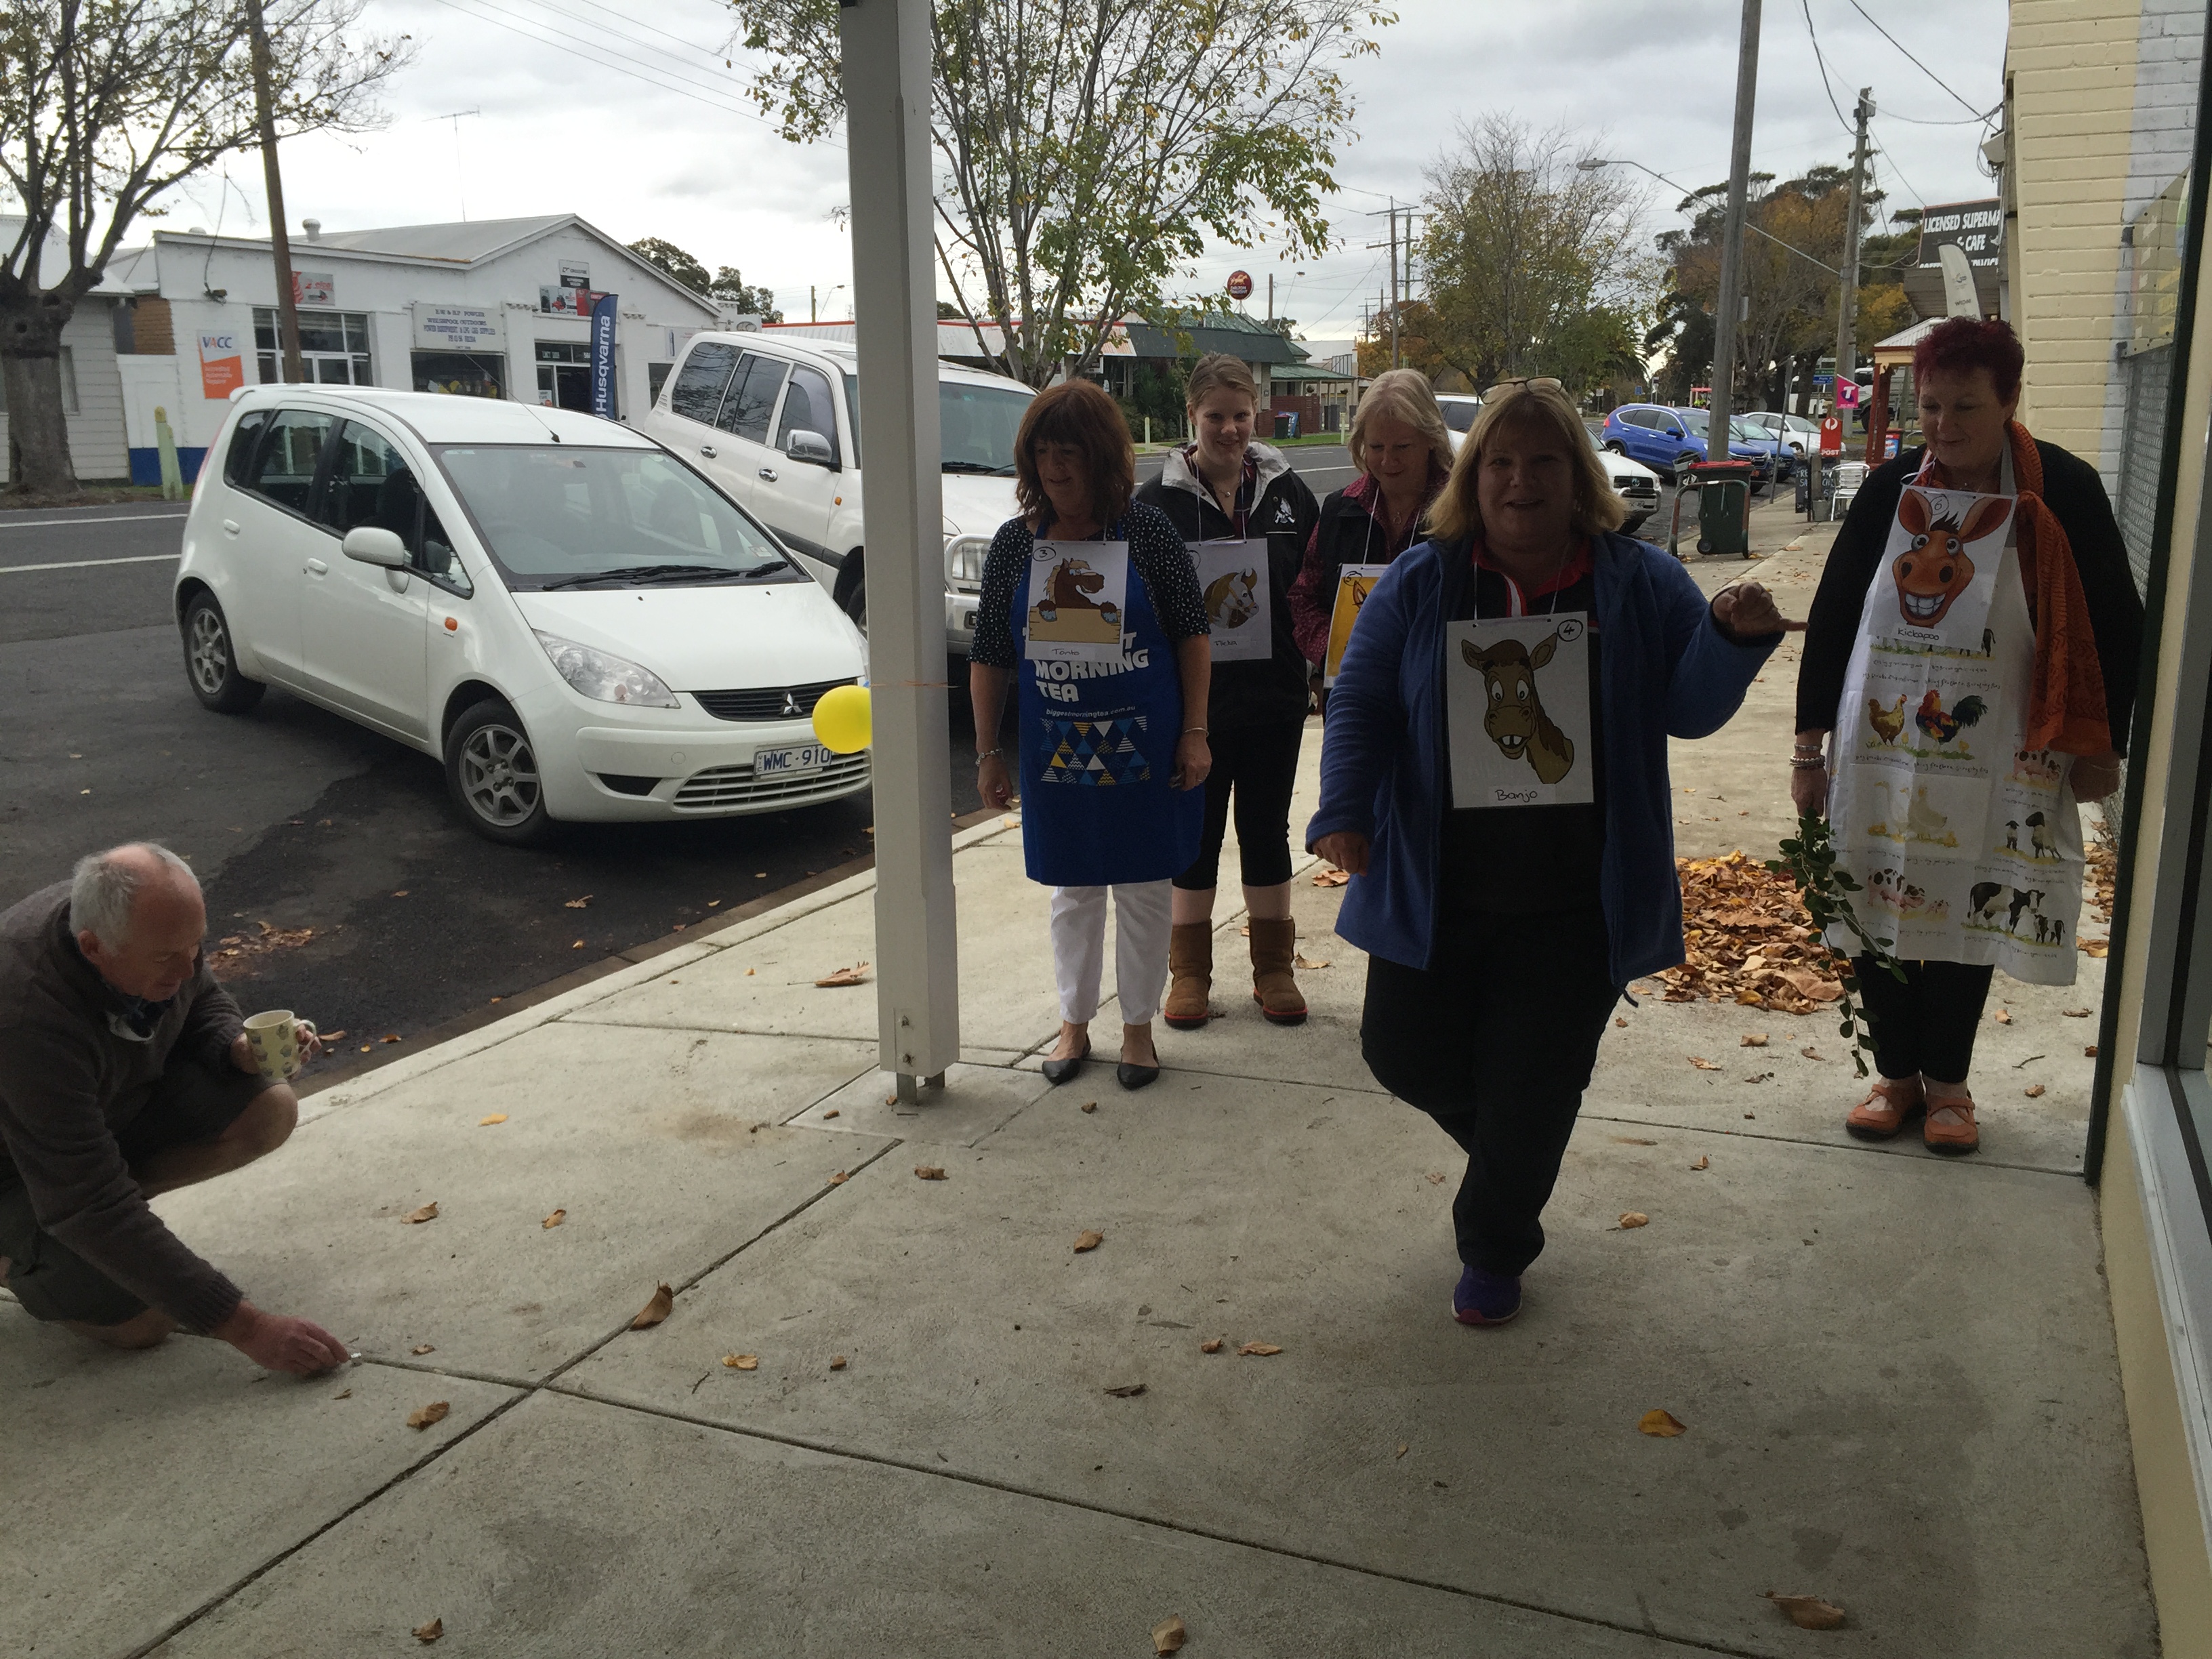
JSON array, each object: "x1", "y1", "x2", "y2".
[
  {"x1": 1789, "y1": 756, "x2": 1827, "y2": 770},
  {"x1": 977, "y1": 747, "x2": 1003, "y2": 764}
]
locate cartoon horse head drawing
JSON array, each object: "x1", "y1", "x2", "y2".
[
  {"x1": 1462, "y1": 630, "x2": 1574, "y2": 785},
  {"x1": 1204, "y1": 568, "x2": 1261, "y2": 632},
  {"x1": 1892, "y1": 489, "x2": 2009, "y2": 627}
]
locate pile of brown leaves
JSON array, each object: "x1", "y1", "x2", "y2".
[
  {"x1": 1654, "y1": 852, "x2": 1847, "y2": 1015},
  {"x1": 2081, "y1": 819, "x2": 2116, "y2": 956},
  {"x1": 208, "y1": 920, "x2": 315, "y2": 981}
]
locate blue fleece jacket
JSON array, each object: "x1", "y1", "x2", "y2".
[{"x1": 1305, "y1": 532, "x2": 1778, "y2": 986}]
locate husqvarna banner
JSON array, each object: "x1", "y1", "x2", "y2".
[{"x1": 590, "y1": 292, "x2": 617, "y2": 417}]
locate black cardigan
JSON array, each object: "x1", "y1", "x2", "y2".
[{"x1": 1795, "y1": 441, "x2": 2146, "y2": 754}]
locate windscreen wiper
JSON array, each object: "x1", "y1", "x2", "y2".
[
  {"x1": 624, "y1": 559, "x2": 792, "y2": 585},
  {"x1": 941, "y1": 460, "x2": 1016, "y2": 475},
  {"x1": 534, "y1": 563, "x2": 729, "y2": 590}
]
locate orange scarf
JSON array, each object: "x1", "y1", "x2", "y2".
[{"x1": 1927, "y1": 421, "x2": 2110, "y2": 756}]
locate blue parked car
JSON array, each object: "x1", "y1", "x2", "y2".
[{"x1": 1599, "y1": 403, "x2": 1773, "y2": 486}]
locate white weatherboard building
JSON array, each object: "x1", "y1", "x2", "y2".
[{"x1": 102, "y1": 214, "x2": 720, "y2": 482}]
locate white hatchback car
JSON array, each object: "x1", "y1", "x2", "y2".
[
  {"x1": 1436, "y1": 391, "x2": 1662, "y2": 534},
  {"x1": 176, "y1": 386, "x2": 870, "y2": 844},
  {"x1": 640, "y1": 330, "x2": 1033, "y2": 654}
]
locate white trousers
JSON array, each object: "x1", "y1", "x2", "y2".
[{"x1": 1049, "y1": 880, "x2": 1173, "y2": 1025}]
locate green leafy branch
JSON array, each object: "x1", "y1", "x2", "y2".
[{"x1": 1765, "y1": 811, "x2": 1906, "y2": 1078}]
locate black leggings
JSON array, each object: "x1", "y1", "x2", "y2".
[
  {"x1": 1173, "y1": 718, "x2": 1304, "y2": 890},
  {"x1": 1362, "y1": 908, "x2": 1621, "y2": 1276},
  {"x1": 1851, "y1": 956, "x2": 1996, "y2": 1083}
]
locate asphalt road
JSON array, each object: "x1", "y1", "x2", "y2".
[{"x1": 0, "y1": 446, "x2": 1363, "y2": 1067}]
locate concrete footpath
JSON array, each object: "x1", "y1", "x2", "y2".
[{"x1": 5, "y1": 499, "x2": 2157, "y2": 1658}]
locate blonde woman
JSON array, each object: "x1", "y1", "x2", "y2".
[
  {"x1": 1288, "y1": 368, "x2": 1457, "y2": 664},
  {"x1": 1133, "y1": 353, "x2": 1319, "y2": 1029},
  {"x1": 1305, "y1": 380, "x2": 1790, "y2": 1326}
]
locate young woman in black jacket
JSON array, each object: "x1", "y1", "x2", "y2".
[{"x1": 1133, "y1": 353, "x2": 1319, "y2": 1029}]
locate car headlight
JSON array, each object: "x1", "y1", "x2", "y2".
[
  {"x1": 944, "y1": 534, "x2": 991, "y2": 593},
  {"x1": 533, "y1": 630, "x2": 680, "y2": 708}
]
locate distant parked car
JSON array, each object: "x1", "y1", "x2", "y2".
[
  {"x1": 1590, "y1": 430, "x2": 1662, "y2": 536},
  {"x1": 1725, "y1": 417, "x2": 1795, "y2": 485},
  {"x1": 1437, "y1": 394, "x2": 1482, "y2": 446},
  {"x1": 1599, "y1": 403, "x2": 1771, "y2": 485},
  {"x1": 1738, "y1": 409, "x2": 1822, "y2": 455},
  {"x1": 176, "y1": 386, "x2": 870, "y2": 844}
]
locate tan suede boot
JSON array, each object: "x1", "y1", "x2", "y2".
[
  {"x1": 1248, "y1": 917, "x2": 1307, "y2": 1025},
  {"x1": 1163, "y1": 923, "x2": 1214, "y2": 1030}
]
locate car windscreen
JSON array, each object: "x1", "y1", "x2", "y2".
[
  {"x1": 842, "y1": 373, "x2": 1031, "y2": 474},
  {"x1": 1441, "y1": 401, "x2": 1480, "y2": 432},
  {"x1": 1676, "y1": 410, "x2": 1708, "y2": 435},
  {"x1": 435, "y1": 445, "x2": 802, "y2": 591}
]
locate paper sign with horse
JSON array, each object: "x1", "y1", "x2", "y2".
[
  {"x1": 1025, "y1": 539, "x2": 1132, "y2": 664},
  {"x1": 1445, "y1": 615, "x2": 1595, "y2": 808}
]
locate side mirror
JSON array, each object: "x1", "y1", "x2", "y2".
[
  {"x1": 342, "y1": 526, "x2": 408, "y2": 568},
  {"x1": 784, "y1": 429, "x2": 836, "y2": 467}
]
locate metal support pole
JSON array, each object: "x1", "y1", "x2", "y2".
[
  {"x1": 1707, "y1": 0, "x2": 1761, "y2": 464},
  {"x1": 246, "y1": 0, "x2": 305, "y2": 384},
  {"x1": 839, "y1": 0, "x2": 960, "y2": 1099},
  {"x1": 1833, "y1": 89, "x2": 1872, "y2": 415}
]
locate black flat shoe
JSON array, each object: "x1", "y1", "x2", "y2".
[
  {"x1": 1042, "y1": 1041, "x2": 1091, "y2": 1084},
  {"x1": 1115, "y1": 1061, "x2": 1160, "y2": 1090}
]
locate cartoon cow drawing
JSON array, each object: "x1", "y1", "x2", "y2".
[
  {"x1": 2052, "y1": 917, "x2": 2066, "y2": 946},
  {"x1": 1204, "y1": 568, "x2": 1261, "y2": 634},
  {"x1": 2026, "y1": 810, "x2": 2055, "y2": 860},
  {"x1": 2004, "y1": 820, "x2": 2020, "y2": 851},
  {"x1": 1462, "y1": 631, "x2": 1574, "y2": 785},
  {"x1": 2034, "y1": 914, "x2": 2050, "y2": 943},
  {"x1": 2007, "y1": 888, "x2": 2047, "y2": 934},
  {"x1": 1893, "y1": 489, "x2": 2010, "y2": 628},
  {"x1": 1969, "y1": 882, "x2": 2008, "y2": 926}
]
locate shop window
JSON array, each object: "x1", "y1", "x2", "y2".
[
  {"x1": 413, "y1": 351, "x2": 507, "y2": 399},
  {"x1": 254, "y1": 308, "x2": 373, "y2": 385}
]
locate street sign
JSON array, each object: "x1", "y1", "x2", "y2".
[
  {"x1": 1819, "y1": 415, "x2": 1843, "y2": 455},
  {"x1": 1225, "y1": 270, "x2": 1253, "y2": 300}
]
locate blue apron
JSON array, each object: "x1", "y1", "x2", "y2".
[{"x1": 1014, "y1": 515, "x2": 1204, "y2": 886}]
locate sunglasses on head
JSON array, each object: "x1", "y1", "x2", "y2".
[{"x1": 1485, "y1": 377, "x2": 1565, "y2": 395}]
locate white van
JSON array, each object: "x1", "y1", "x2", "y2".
[{"x1": 641, "y1": 331, "x2": 1035, "y2": 655}]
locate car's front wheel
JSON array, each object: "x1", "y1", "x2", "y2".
[
  {"x1": 1604, "y1": 441, "x2": 1627, "y2": 455},
  {"x1": 446, "y1": 699, "x2": 550, "y2": 845},
  {"x1": 181, "y1": 591, "x2": 266, "y2": 714}
]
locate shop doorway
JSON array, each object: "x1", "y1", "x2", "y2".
[{"x1": 535, "y1": 342, "x2": 607, "y2": 413}]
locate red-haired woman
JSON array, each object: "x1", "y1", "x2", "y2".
[
  {"x1": 1794, "y1": 316, "x2": 2144, "y2": 1154},
  {"x1": 970, "y1": 380, "x2": 1213, "y2": 1090}
]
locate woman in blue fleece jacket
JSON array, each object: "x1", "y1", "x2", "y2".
[{"x1": 1305, "y1": 380, "x2": 1790, "y2": 1327}]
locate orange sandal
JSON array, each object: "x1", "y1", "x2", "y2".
[
  {"x1": 1846, "y1": 1076, "x2": 1923, "y2": 1140},
  {"x1": 1923, "y1": 1089, "x2": 1980, "y2": 1155}
]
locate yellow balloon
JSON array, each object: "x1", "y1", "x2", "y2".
[{"x1": 812, "y1": 683, "x2": 872, "y2": 754}]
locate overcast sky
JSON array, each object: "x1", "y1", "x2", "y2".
[{"x1": 165, "y1": 0, "x2": 2009, "y2": 341}]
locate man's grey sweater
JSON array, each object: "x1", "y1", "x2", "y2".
[{"x1": 0, "y1": 882, "x2": 247, "y2": 1332}]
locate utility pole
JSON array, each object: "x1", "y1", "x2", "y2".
[
  {"x1": 245, "y1": 0, "x2": 304, "y2": 384},
  {"x1": 1267, "y1": 272, "x2": 1274, "y2": 323},
  {"x1": 1707, "y1": 0, "x2": 1762, "y2": 464},
  {"x1": 1388, "y1": 199, "x2": 1401, "y2": 370},
  {"x1": 1832, "y1": 87, "x2": 1874, "y2": 409}
]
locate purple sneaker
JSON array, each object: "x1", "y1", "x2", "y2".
[{"x1": 1452, "y1": 1265, "x2": 1522, "y2": 1326}]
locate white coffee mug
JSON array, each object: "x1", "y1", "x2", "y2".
[{"x1": 244, "y1": 1010, "x2": 316, "y2": 1081}]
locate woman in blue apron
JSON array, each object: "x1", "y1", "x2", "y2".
[{"x1": 969, "y1": 380, "x2": 1213, "y2": 1090}]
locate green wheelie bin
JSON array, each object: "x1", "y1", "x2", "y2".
[{"x1": 1669, "y1": 459, "x2": 1755, "y2": 558}]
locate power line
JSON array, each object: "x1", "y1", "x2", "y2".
[
  {"x1": 1800, "y1": 0, "x2": 1857, "y2": 138},
  {"x1": 1846, "y1": 1, "x2": 1989, "y2": 121}
]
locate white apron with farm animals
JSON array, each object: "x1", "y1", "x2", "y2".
[
  {"x1": 1189, "y1": 539, "x2": 1273, "y2": 664},
  {"x1": 1825, "y1": 453, "x2": 2084, "y2": 983},
  {"x1": 1445, "y1": 614, "x2": 1595, "y2": 808}
]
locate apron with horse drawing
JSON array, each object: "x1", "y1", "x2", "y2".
[
  {"x1": 1824, "y1": 451, "x2": 2084, "y2": 984},
  {"x1": 1014, "y1": 517, "x2": 1204, "y2": 888}
]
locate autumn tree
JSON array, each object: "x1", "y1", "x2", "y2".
[
  {"x1": 1414, "y1": 117, "x2": 1654, "y2": 393},
  {"x1": 729, "y1": 0, "x2": 1392, "y2": 386},
  {"x1": 0, "y1": 0, "x2": 408, "y2": 496}
]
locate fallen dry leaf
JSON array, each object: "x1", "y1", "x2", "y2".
[
  {"x1": 478, "y1": 1113, "x2": 507, "y2": 1126},
  {"x1": 1690, "y1": 1155, "x2": 1711, "y2": 1170},
  {"x1": 1237, "y1": 1341, "x2": 1283, "y2": 1357},
  {"x1": 1426, "y1": 1170, "x2": 1448, "y2": 1183},
  {"x1": 542, "y1": 1209, "x2": 566, "y2": 1229},
  {"x1": 815, "y1": 962, "x2": 870, "y2": 987},
  {"x1": 2026, "y1": 1084, "x2": 2046, "y2": 1098},
  {"x1": 1689, "y1": 1057, "x2": 1722, "y2": 1071},
  {"x1": 2086, "y1": 1044, "x2": 2100, "y2": 1057},
  {"x1": 571, "y1": 939, "x2": 584, "y2": 949},
  {"x1": 1801, "y1": 1046, "x2": 1824, "y2": 1061},
  {"x1": 381, "y1": 1033, "x2": 402, "y2": 1045},
  {"x1": 915, "y1": 1165, "x2": 947, "y2": 1180},
  {"x1": 407, "y1": 1401, "x2": 450, "y2": 1431},
  {"x1": 1638, "y1": 1408, "x2": 1687, "y2": 1437},
  {"x1": 403, "y1": 1202, "x2": 439, "y2": 1225},
  {"x1": 1104, "y1": 1382, "x2": 1147, "y2": 1397},
  {"x1": 1765, "y1": 1593, "x2": 1846, "y2": 1630},
  {"x1": 206, "y1": 919, "x2": 317, "y2": 983},
  {"x1": 1293, "y1": 954, "x2": 1331, "y2": 969},
  {"x1": 1993, "y1": 1008, "x2": 2013, "y2": 1024},
  {"x1": 1312, "y1": 867, "x2": 1350, "y2": 887},
  {"x1": 1656, "y1": 853, "x2": 1843, "y2": 1010},
  {"x1": 413, "y1": 1617, "x2": 444, "y2": 1643},
  {"x1": 2081, "y1": 937, "x2": 2110, "y2": 958},
  {"x1": 1073, "y1": 1229, "x2": 1105, "y2": 1252},
  {"x1": 1618, "y1": 1212, "x2": 1650, "y2": 1229},
  {"x1": 1610, "y1": 1135, "x2": 1656, "y2": 1146},
  {"x1": 823, "y1": 1109, "x2": 840, "y2": 1120},
  {"x1": 321, "y1": 1029, "x2": 348, "y2": 1042},
  {"x1": 392, "y1": 890, "x2": 409, "y2": 898},
  {"x1": 631, "y1": 1283, "x2": 675, "y2": 1329},
  {"x1": 828, "y1": 1171, "x2": 851, "y2": 1185},
  {"x1": 1153, "y1": 1614, "x2": 1187, "y2": 1654},
  {"x1": 1614, "y1": 1015, "x2": 1627, "y2": 1027},
  {"x1": 1200, "y1": 1337, "x2": 1224, "y2": 1354},
  {"x1": 722, "y1": 1353, "x2": 758, "y2": 1370},
  {"x1": 411, "y1": 1343, "x2": 435, "y2": 1355},
  {"x1": 564, "y1": 896, "x2": 592, "y2": 909},
  {"x1": 1081, "y1": 1100, "x2": 1098, "y2": 1113},
  {"x1": 333, "y1": 1387, "x2": 352, "y2": 1399},
  {"x1": 2063, "y1": 1007, "x2": 2092, "y2": 1018},
  {"x1": 1740, "y1": 1033, "x2": 1769, "y2": 1048},
  {"x1": 830, "y1": 1355, "x2": 847, "y2": 1371},
  {"x1": 745, "y1": 966, "x2": 756, "y2": 976}
]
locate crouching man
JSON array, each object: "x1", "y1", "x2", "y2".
[{"x1": 0, "y1": 843, "x2": 348, "y2": 1375}]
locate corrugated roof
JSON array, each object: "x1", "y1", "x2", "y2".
[
  {"x1": 1123, "y1": 312, "x2": 1305, "y2": 365},
  {"x1": 298, "y1": 215, "x2": 574, "y2": 263}
]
